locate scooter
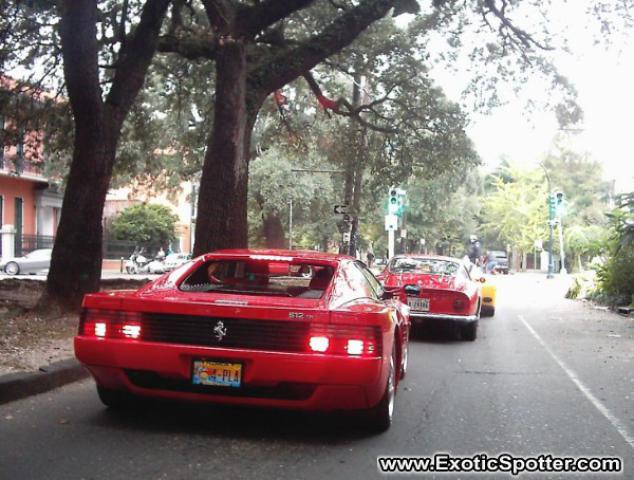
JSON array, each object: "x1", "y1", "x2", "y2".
[
  {"x1": 125, "y1": 249, "x2": 151, "y2": 275},
  {"x1": 125, "y1": 248, "x2": 167, "y2": 275}
]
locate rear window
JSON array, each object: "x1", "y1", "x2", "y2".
[
  {"x1": 388, "y1": 257, "x2": 460, "y2": 276},
  {"x1": 179, "y1": 259, "x2": 335, "y2": 298}
]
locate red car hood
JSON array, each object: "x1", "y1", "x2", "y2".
[{"x1": 384, "y1": 273, "x2": 465, "y2": 292}]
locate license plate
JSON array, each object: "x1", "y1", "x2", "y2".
[
  {"x1": 192, "y1": 360, "x2": 242, "y2": 388},
  {"x1": 407, "y1": 297, "x2": 430, "y2": 312}
]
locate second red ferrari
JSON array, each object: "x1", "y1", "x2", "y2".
[{"x1": 379, "y1": 255, "x2": 481, "y2": 341}]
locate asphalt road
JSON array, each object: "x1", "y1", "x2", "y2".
[{"x1": 1, "y1": 274, "x2": 632, "y2": 479}]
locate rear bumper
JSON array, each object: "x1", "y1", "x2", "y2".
[
  {"x1": 409, "y1": 312, "x2": 478, "y2": 324},
  {"x1": 75, "y1": 337, "x2": 387, "y2": 411}
]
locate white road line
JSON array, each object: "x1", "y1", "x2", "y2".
[{"x1": 518, "y1": 314, "x2": 634, "y2": 451}]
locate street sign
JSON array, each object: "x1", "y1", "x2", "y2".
[
  {"x1": 342, "y1": 232, "x2": 351, "y2": 242},
  {"x1": 385, "y1": 214, "x2": 398, "y2": 231},
  {"x1": 334, "y1": 204, "x2": 349, "y2": 215}
]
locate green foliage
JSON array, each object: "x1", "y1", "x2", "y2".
[
  {"x1": 110, "y1": 203, "x2": 178, "y2": 251},
  {"x1": 248, "y1": 145, "x2": 338, "y2": 249},
  {"x1": 480, "y1": 166, "x2": 548, "y2": 255},
  {"x1": 594, "y1": 192, "x2": 634, "y2": 305},
  {"x1": 564, "y1": 224, "x2": 608, "y2": 271}
]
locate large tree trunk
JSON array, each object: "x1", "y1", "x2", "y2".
[
  {"x1": 46, "y1": 122, "x2": 116, "y2": 308},
  {"x1": 194, "y1": 41, "x2": 249, "y2": 256},
  {"x1": 42, "y1": 0, "x2": 168, "y2": 311},
  {"x1": 42, "y1": 0, "x2": 112, "y2": 310},
  {"x1": 262, "y1": 211, "x2": 286, "y2": 248}
]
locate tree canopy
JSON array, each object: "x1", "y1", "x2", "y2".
[{"x1": 111, "y1": 202, "x2": 178, "y2": 251}]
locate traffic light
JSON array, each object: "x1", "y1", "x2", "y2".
[
  {"x1": 387, "y1": 187, "x2": 406, "y2": 217},
  {"x1": 555, "y1": 191, "x2": 565, "y2": 217},
  {"x1": 388, "y1": 187, "x2": 400, "y2": 215}
]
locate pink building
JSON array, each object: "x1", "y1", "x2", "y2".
[{"x1": 0, "y1": 78, "x2": 63, "y2": 256}]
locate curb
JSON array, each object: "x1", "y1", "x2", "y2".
[{"x1": 0, "y1": 358, "x2": 89, "y2": 405}]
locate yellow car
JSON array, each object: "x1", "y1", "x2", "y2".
[
  {"x1": 480, "y1": 278, "x2": 497, "y2": 317},
  {"x1": 464, "y1": 261, "x2": 497, "y2": 317}
]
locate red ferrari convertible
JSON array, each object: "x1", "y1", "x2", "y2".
[
  {"x1": 75, "y1": 250, "x2": 410, "y2": 431},
  {"x1": 379, "y1": 255, "x2": 481, "y2": 341}
]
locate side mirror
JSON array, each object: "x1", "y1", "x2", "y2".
[{"x1": 404, "y1": 284, "x2": 421, "y2": 296}]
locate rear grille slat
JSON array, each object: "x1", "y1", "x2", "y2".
[{"x1": 140, "y1": 313, "x2": 310, "y2": 352}]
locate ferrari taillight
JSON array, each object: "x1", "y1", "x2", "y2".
[
  {"x1": 121, "y1": 323, "x2": 141, "y2": 339},
  {"x1": 309, "y1": 336, "x2": 330, "y2": 353},
  {"x1": 80, "y1": 309, "x2": 143, "y2": 340},
  {"x1": 453, "y1": 297, "x2": 466, "y2": 312},
  {"x1": 307, "y1": 324, "x2": 381, "y2": 357},
  {"x1": 94, "y1": 322, "x2": 107, "y2": 337},
  {"x1": 346, "y1": 339, "x2": 364, "y2": 356}
]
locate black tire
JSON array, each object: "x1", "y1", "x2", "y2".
[
  {"x1": 4, "y1": 261, "x2": 19, "y2": 276},
  {"x1": 366, "y1": 343, "x2": 397, "y2": 432},
  {"x1": 410, "y1": 322, "x2": 422, "y2": 339},
  {"x1": 481, "y1": 306, "x2": 495, "y2": 317},
  {"x1": 97, "y1": 386, "x2": 137, "y2": 409},
  {"x1": 461, "y1": 321, "x2": 478, "y2": 341}
]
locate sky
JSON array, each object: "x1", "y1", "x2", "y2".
[{"x1": 419, "y1": 0, "x2": 634, "y2": 194}]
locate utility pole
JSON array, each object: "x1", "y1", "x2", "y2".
[
  {"x1": 555, "y1": 191, "x2": 566, "y2": 274},
  {"x1": 288, "y1": 199, "x2": 293, "y2": 250},
  {"x1": 540, "y1": 163, "x2": 555, "y2": 279},
  {"x1": 558, "y1": 219, "x2": 566, "y2": 274}
]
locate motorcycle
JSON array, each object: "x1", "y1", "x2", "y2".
[{"x1": 125, "y1": 248, "x2": 166, "y2": 275}]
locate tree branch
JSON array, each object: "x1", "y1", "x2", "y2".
[
  {"x1": 157, "y1": 31, "x2": 218, "y2": 60},
  {"x1": 303, "y1": 71, "x2": 398, "y2": 134},
  {"x1": 248, "y1": 0, "x2": 396, "y2": 94},
  {"x1": 200, "y1": 0, "x2": 236, "y2": 32},
  {"x1": 106, "y1": 0, "x2": 170, "y2": 124},
  {"x1": 236, "y1": 0, "x2": 315, "y2": 38},
  {"x1": 482, "y1": 0, "x2": 553, "y2": 51},
  {"x1": 58, "y1": 0, "x2": 103, "y2": 125}
]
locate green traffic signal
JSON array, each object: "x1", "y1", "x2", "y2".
[{"x1": 387, "y1": 187, "x2": 407, "y2": 217}]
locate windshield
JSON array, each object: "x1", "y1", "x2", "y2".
[
  {"x1": 388, "y1": 257, "x2": 460, "y2": 276},
  {"x1": 180, "y1": 259, "x2": 335, "y2": 298}
]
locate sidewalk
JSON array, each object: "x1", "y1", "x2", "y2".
[{"x1": 0, "y1": 275, "x2": 154, "y2": 404}]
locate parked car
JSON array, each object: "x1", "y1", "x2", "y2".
[
  {"x1": 469, "y1": 266, "x2": 497, "y2": 317},
  {"x1": 0, "y1": 248, "x2": 52, "y2": 275},
  {"x1": 75, "y1": 249, "x2": 410, "y2": 431},
  {"x1": 382, "y1": 255, "x2": 482, "y2": 341},
  {"x1": 163, "y1": 252, "x2": 192, "y2": 272},
  {"x1": 485, "y1": 250, "x2": 509, "y2": 274}
]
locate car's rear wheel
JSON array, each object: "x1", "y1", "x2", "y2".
[
  {"x1": 97, "y1": 386, "x2": 137, "y2": 409},
  {"x1": 367, "y1": 343, "x2": 397, "y2": 432},
  {"x1": 461, "y1": 321, "x2": 478, "y2": 341},
  {"x1": 4, "y1": 262, "x2": 19, "y2": 276},
  {"x1": 481, "y1": 306, "x2": 495, "y2": 317}
]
